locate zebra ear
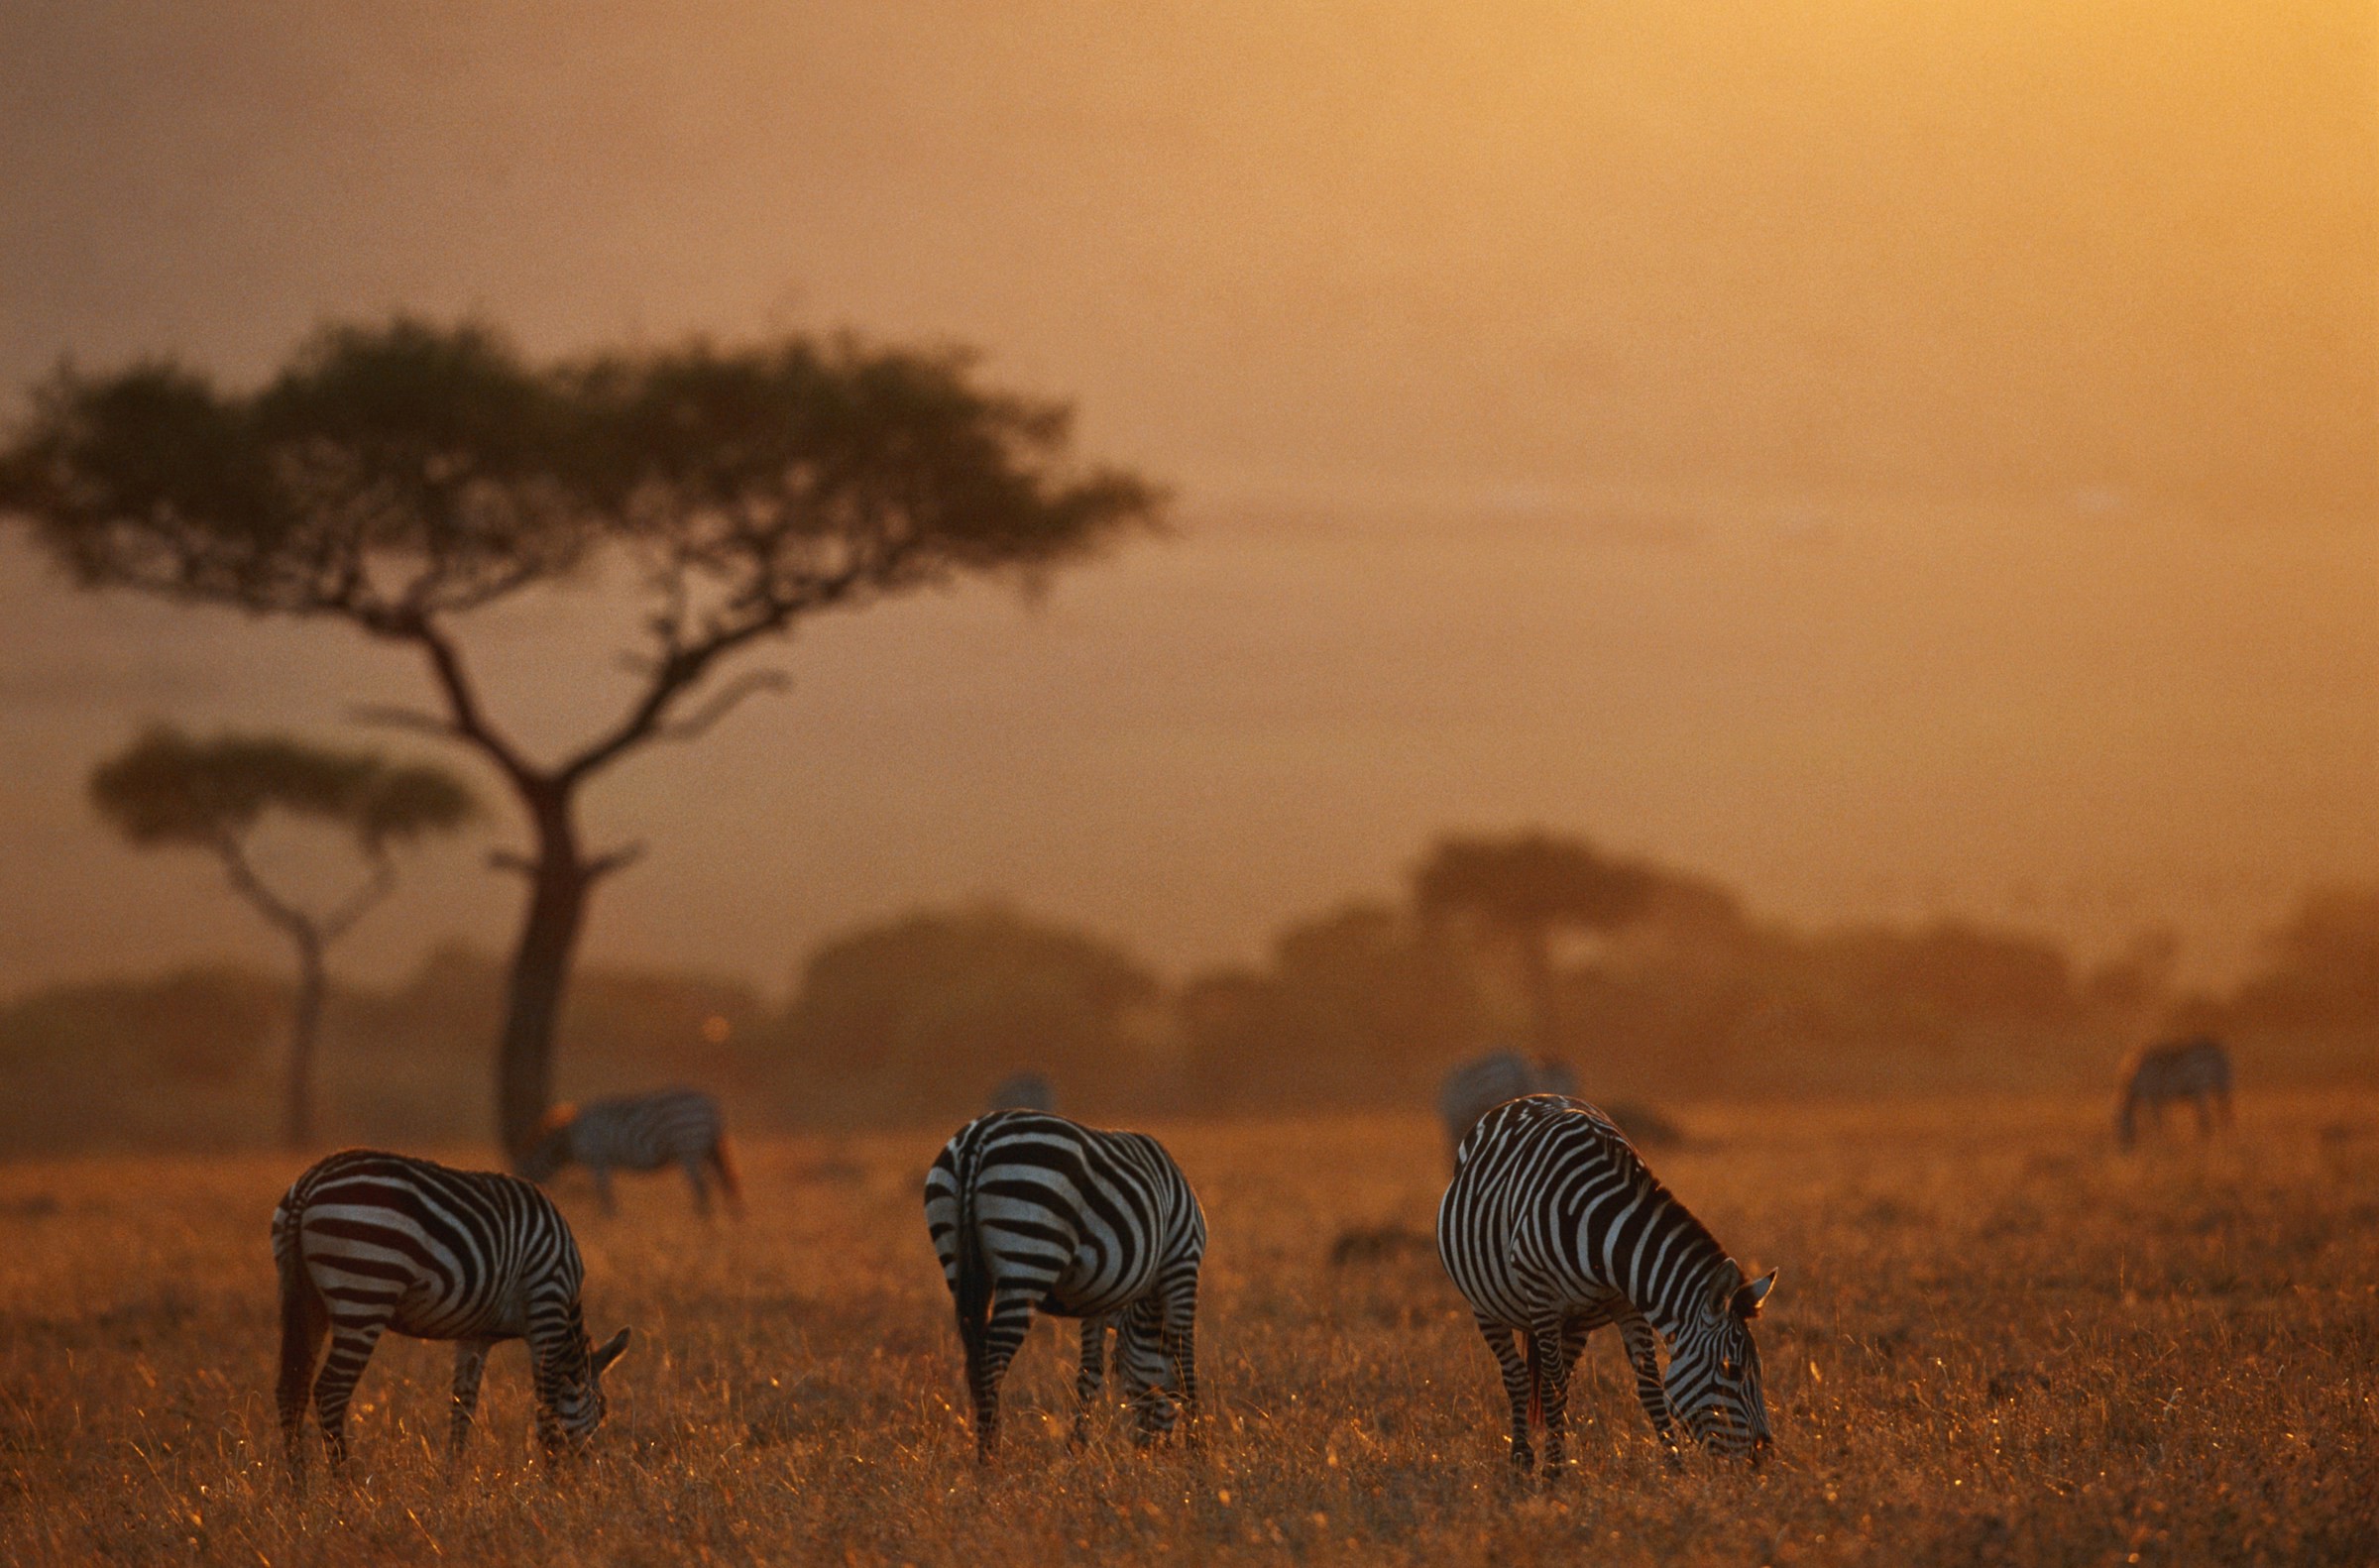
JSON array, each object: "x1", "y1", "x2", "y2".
[
  {"x1": 1731, "y1": 1269, "x2": 1778, "y2": 1320},
  {"x1": 591, "y1": 1327, "x2": 631, "y2": 1374}
]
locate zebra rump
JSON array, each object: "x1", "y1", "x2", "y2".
[
  {"x1": 1438, "y1": 1094, "x2": 1774, "y2": 1477},
  {"x1": 924, "y1": 1109, "x2": 1205, "y2": 1459},
  {"x1": 2117, "y1": 1036, "x2": 2233, "y2": 1147},
  {"x1": 272, "y1": 1149, "x2": 629, "y2": 1477},
  {"x1": 520, "y1": 1086, "x2": 740, "y2": 1214}
]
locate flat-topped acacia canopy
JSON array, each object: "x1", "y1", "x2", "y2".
[{"x1": 4, "y1": 318, "x2": 1164, "y2": 1155}]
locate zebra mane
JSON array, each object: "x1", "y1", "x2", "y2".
[{"x1": 1549, "y1": 1097, "x2": 1736, "y2": 1308}]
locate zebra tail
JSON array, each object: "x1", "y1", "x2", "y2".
[
  {"x1": 954, "y1": 1139, "x2": 992, "y2": 1379},
  {"x1": 272, "y1": 1187, "x2": 319, "y2": 1344},
  {"x1": 709, "y1": 1133, "x2": 744, "y2": 1208}
]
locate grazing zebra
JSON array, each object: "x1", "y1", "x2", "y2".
[
  {"x1": 272, "y1": 1149, "x2": 631, "y2": 1477},
  {"x1": 987, "y1": 1069, "x2": 1057, "y2": 1113},
  {"x1": 2117, "y1": 1036, "x2": 2233, "y2": 1148},
  {"x1": 1437, "y1": 1050, "x2": 1578, "y2": 1158},
  {"x1": 924, "y1": 1110, "x2": 1205, "y2": 1459},
  {"x1": 1437, "y1": 1095, "x2": 1775, "y2": 1477},
  {"x1": 519, "y1": 1087, "x2": 741, "y2": 1214}
]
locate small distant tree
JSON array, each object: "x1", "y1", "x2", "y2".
[
  {"x1": 4, "y1": 320, "x2": 1160, "y2": 1157},
  {"x1": 88, "y1": 727, "x2": 478, "y2": 1147},
  {"x1": 1413, "y1": 831, "x2": 1657, "y2": 1051}
]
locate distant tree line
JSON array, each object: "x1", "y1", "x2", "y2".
[{"x1": 3, "y1": 833, "x2": 2372, "y2": 1155}]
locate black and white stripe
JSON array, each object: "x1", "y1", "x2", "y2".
[
  {"x1": 1437, "y1": 1051, "x2": 1578, "y2": 1158},
  {"x1": 1437, "y1": 1095, "x2": 1775, "y2": 1476},
  {"x1": 2117, "y1": 1036, "x2": 2233, "y2": 1148},
  {"x1": 273, "y1": 1149, "x2": 631, "y2": 1475},
  {"x1": 924, "y1": 1110, "x2": 1205, "y2": 1458},
  {"x1": 520, "y1": 1087, "x2": 741, "y2": 1214}
]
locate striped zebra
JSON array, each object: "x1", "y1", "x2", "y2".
[
  {"x1": 1437, "y1": 1050, "x2": 1577, "y2": 1158},
  {"x1": 2117, "y1": 1036, "x2": 2233, "y2": 1148},
  {"x1": 272, "y1": 1149, "x2": 631, "y2": 1476},
  {"x1": 1437, "y1": 1095, "x2": 1775, "y2": 1477},
  {"x1": 987, "y1": 1069, "x2": 1057, "y2": 1113},
  {"x1": 924, "y1": 1110, "x2": 1205, "y2": 1459},
  {"x1": 519, "y1": 1087, "x2": 741, "y2": 1214}
]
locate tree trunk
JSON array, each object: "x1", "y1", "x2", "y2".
[
  {"x1": 285, "y1": 927, "x2": 325, "y2": 1150},
  {"x1": 496, "y1": 783, "x2": 594, "y2": 1162}
]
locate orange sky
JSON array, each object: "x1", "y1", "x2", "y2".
[{"x1": 1, "y1": 1, "x2": 2373, "y2": 995}]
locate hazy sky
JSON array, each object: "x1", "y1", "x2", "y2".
[{"x1": 2, "y1": 1, "x2": 2373, "y2": 996}]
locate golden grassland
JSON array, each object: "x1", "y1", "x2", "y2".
[{"x1": 3, "y1": 1095, "x2": 2376, "y2": 1566}]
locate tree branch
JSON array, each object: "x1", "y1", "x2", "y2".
[
  {"x1": 348, "y1": 703, "x2": 463, "y2": 739},
  {"x1": 211, "y1": 831, "x2": 320, "y2": 947},
  {"x1": 553, "y1": 552, "x2": 887, "y2": 790},
  {"x1": 376, "y1": 612, "x2": 544, "y2": 793},
  {"x1": 318, "y1": 850, "x2": 399, "y2": 944},
  {"x1": 489, "y1": 848, "x2": 538, "y2": 876},
  {"x1": 587, "y1": 841, "x2": 645, "y2": 882},
  {"x1": 654, "y1": 669, "x2": 792, "y2": 744}
]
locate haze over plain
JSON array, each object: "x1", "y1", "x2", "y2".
[{"x1": 1, "y1": 1, "x2": 2372, "y2": 994}]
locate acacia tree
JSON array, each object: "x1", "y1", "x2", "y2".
[
  {"x1": 5, "y1": 320, "x2": 1161, "y2": 1157},
  {"x1": 88, "y1": 727, "x2": 477, "y2": 1147},
  {"x1": 1413, "y1": 831, "x2": 1657, "y2": 1052}
]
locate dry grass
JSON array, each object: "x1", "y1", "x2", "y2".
[{"x1": 3, "y1": 1095, "x2": 2376, "y2": 1565}]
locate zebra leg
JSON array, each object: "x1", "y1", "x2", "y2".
[
  {"x1": 1559, "y1": 1317, "x2": 1592, "y2": 1380},
  {"x1": 448, "y1": 1339, "x2": 494, "y2": 1464},
  {"x1": 1531, "y1": 1321, "x2": 1574, "y2": 1480},
  {"x1": 681, "y1": 1154, "x2": 712, "y2": 1216},
  {"x1": 706, "y1": 1140, "x2": 744, "y2": 1216},
  {"x1": 1072, "y1": 1316, "x2": 1108, "y2": 1448},
  {"x1": 1115, "y1": 1305, "x2": 1179, "y2": 1446},
  {"x1": 1618, "y1": 1313, "x2": 1679, "y2": 1454},
  {"x1": 970, "y1": 1287, "x2": 1040, "y2": 1460},
  {"x1": 1162, "y1": 1284, "x2": 1201, "y2": 1446},
  {"x1": 276, "y1": 1272, "x2": 329, "y2": 1482},
  {"x1": 1476, "y1": 1316, "x2": 1535, "y2": 1473},
  {"x1": 310, "y1": 1313, "x2": 392, "y2": 1472}
]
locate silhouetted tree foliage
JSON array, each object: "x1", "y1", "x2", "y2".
[
  {"x1": 1413, "y1": 831, "x2": 1658, "y2": 1050},
  {"x1": 1179, "y1": 902, "x2": 1481, "y2": 1110},
  {"x1": 87, "y1": 727, "x2": 476, "y2": 1147},
  {"x1": 2229, "y1": 885, "x2": 2379, "y2": 1034},
  {"x1": 773, "y1": 905, "x2": 1162, "y2": 1124},
  {"x1": 4, "y1": 319, "x2": 1161, "y2": 1157},
  {"x1": 0, "y1": 966, "x2": 283, "y2": 1153}
]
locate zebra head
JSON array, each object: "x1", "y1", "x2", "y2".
[
  {"x1": 1664, "y1": 1263, "x2": 1777, "y2": 1464},
  {"x1": 542, "y1": 1326, "x2": 633, "y2": 1450},
  {"x1": 518, "y1": 1104, "x2": 581, "y2": 1182}
]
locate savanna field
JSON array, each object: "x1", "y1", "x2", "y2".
[{"x1": 3, "y1": 1095, "x2": 2376, "y2": 1566}]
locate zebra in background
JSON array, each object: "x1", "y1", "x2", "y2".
[
  {"x1": 273, "y1": 1149, "x2": 631, "y2": 1477},
  {"x1": 2117, "y1": 1036, "x2": 2233, "y2": 1148},
  {"x1": 1437, "y1": 1050, "x2": 1577, "y2": 1159},
  {"x1": 925, "y1": 1110, "x2": 1205, "y2": 1459},
  {"x1": 520, "y1": 1087, "x2": 741, "y2": 1215},
  {"x1": 1438, "y1": 1095, "x2": 1775, "y2": 1477},
  {"x1": 987, "y1": 1069, "x2": 1057, "y2": 1113}
]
